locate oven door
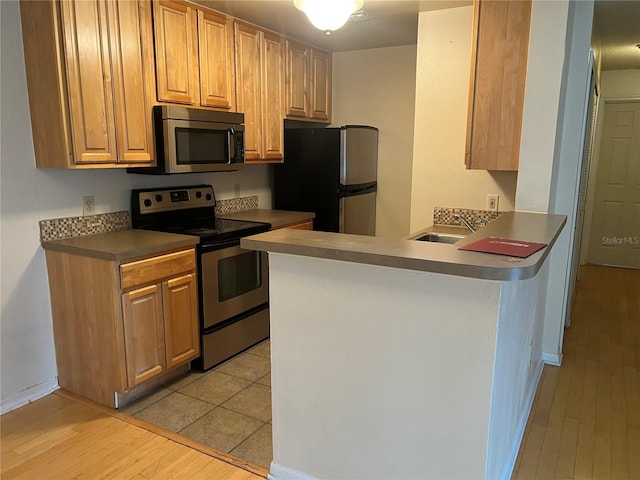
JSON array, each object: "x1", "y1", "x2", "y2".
[
  {"x1": 201, "y1": 243, "x2": 268, "y2": 329},
  {"x1": 163, "y1": 119, "x2": 245, "y2": 173}
]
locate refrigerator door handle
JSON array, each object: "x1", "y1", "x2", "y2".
[{"x1": 338, "y1": 182, "x2": 377, "y2": 198}]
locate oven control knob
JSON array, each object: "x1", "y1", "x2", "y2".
[
  {"x1": 196, "y1": 191, "x2": 202, "y2": 198},
  {"x1": 155, "y1": 194, "x2": 163, "y2": 202},
  {"x1": 143, "y1": 199, "x2": 152, "y2": 207},
  {"x1": 206, "y1": 193, "x2": 212, "y2": 201}
]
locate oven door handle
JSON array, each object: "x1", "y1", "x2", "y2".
[{"x1": 200, "y1": 237, "x2": 241, "y2": 253}]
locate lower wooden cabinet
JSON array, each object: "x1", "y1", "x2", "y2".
[
  {"x1": 122, "y1": 284, "x2": 166, "y2": 387},
  {"x1": 163, "y1": 273, "x2": 199, "y2": 368},
  {"x1": 282, "y1": 219, "x2": 313, "y2": 230},
  {"x1": 44, "y1": 247, "x2": 199, "y2": 407}
]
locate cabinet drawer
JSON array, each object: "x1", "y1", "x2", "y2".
[{"x1": 121, "y1": 249, "x2": 195, "y2": 290}]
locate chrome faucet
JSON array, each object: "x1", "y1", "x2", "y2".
[
  {"x1": 454, "y1": 213, "x2": 475, "y2": 233},
  {"x1": 474, "y1": 216, "x2": 489, "y2": 226}
]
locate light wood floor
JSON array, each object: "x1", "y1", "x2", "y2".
[
  {"x1": 1, "y1": 391, "x2": 267, "y2": 480},
  {"x1": 3, "y1": 266, "x2": 637, "y2": 480},
  {"x1": 513, "y1": 265, "x2": 640, "y2": 479}
]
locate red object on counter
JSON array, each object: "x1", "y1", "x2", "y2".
[{"x1": 459, "y1": 236, "x2": 547, "y2": 258}]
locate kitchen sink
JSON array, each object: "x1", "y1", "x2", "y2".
[{"x1": 413, "y1": 233, "x2": 465, "y2": 244}]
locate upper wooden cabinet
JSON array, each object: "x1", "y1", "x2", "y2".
[
  {"x1": 235, "y1": 22, "x2": 285, "y2": 163},
  {"x1": 465, "y1": 0, "x2": 531, "y2": 171},
  {"x1": 261, "y1": 31, "x2": 286, "y2": 161},
  {"x1": 21, "y1": 0, "x2": 329, "y2": 168},
  {"x1": 235, "y1": 22, "x2": 263, "y2": 161},
  {"x1": 198, "y1": 9, "x2": 236, "y2": 110},
  {"x1": 153, "y1": 0, "x2": 199, "y2": 105},
  {"x1": 20, "y1": 0, "x2": 156, "y2": 168},
  {"x1": 309, "y1": 48, "x2": 332, "y2": 122},
  {"x1": 285, "y1": 40, "x2": 309, "y2": 119},
  {"x1": 285, "y1": 40, "x2": 332, "y2": 123},
  {"x1": 153, "y1": 0, "x2": 235, "y2": 110}
]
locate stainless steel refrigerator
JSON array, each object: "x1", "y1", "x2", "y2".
[{"x1": 274, "y1": 126, "x2": 378, "y2": 236}]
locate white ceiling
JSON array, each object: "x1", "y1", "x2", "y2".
[
  {"x1": 195, "y1": 0, "x2": 468, "y2": 51},
  {"x1": 593, "y1": 0, "x2": 640, "y2": 70},
  {"x1": 195, "y1": 0, "x2": 640, "y2": 70}
]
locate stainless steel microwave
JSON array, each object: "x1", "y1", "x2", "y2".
[{"x1": 128, "y1": 105, "x2": 245, "y2": 174}]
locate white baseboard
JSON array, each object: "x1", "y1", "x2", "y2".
[
  {"x1": 542, "y1": 352, "x2": 563, "y2": 366},
  {"x1": 498, "y1": 361, "x2": 545, "y2": 480},
  {"x1": 1, "y1": 380, "x2": 60, "y2": 415},
  {"x1": 268, "y1": 463, "x2": 318, "y2": 480}
]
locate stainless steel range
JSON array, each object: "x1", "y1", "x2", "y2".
[{"x1": 131, "y1": 185, "x2": 270, "y2": 370}]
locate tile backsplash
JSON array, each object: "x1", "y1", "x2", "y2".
[
  {"x1": 215, "y1": 196, "x2": 258, "y2": 215},
  {"x1": 433, "y1": 206, "x2": 503, "y2": 230},
  {"x1": 39, "y1": 196, "x2": 260, "y2": 242},
  {"x1": 39, "y1": 211, "x2": 131, "y2": 242}
]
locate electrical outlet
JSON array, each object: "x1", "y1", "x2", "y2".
[
  {"x1": 82, "y1": 196, "x2": 95, "y2": 216},
  {"x1": 487, "y1": 194, "x2": 499, "y2": 212}
]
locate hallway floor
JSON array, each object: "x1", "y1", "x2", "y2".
[
  {"x1": 512, "y1": 265, "x2": 640, "y2": 479},
  {"x1": 122, "y1": 340, "x2": 272, "y2": 470}
]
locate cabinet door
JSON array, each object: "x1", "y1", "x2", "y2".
[
  {"x1": 235, "y1": 22, "x2": 263, "y2": 161},
  {"x1": 309, "y1": 48, "x2": 332, "y2": 122},
  {"x1": 163, "y1": 273, "x2": 199, "y2": 369},
  {"x1": 153, "y1": 0, "x2": 199, "y2": 105},
  {"x1": 465, "y1": 0, "x2": 531, "y2": 170},
  {"x1": 198, "y1": 10, "x2": 236, "y2": 110},
  {"x1": 122, "y1": 284, "x2": 166, "y2": 388},
  {"x1": 107, "y1": 0, "x2": 155, "y2": 164},
  {"x1": 285, "y1": 39, "x2": 309, "y2": 119},
  {"x1": 261, "y1": 31, "x2": 285, "y2": 161},
  {"x1": 60, "y1": 0, "x2": 117, "y2": 164}
]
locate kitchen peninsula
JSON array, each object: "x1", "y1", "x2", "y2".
[{"x1": 242, "y1": 212, "x2": 565, "y2": 480}]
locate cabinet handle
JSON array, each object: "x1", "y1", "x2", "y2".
[
  {"x1": 166, "y1": 273, "x2": 193, "y2": 288},
  {"x1": 126, "y1": 284, "x2": 159, "y2": 300}
]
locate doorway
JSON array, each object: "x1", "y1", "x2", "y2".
[{"x1": 584, "y1": 100, "x2": 640, "y2": 268}]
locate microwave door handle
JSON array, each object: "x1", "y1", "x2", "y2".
[{"x1": 227, "y1": 128, "x2": 235, "y2": 164}]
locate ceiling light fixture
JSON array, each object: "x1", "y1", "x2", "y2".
[{"x1": 294, "y1": 0, "x2": 364, "y2": 34}]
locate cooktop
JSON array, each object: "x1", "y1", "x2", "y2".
[{"x1": 131, "y1": 185, "x2": 270, "y2": 244}]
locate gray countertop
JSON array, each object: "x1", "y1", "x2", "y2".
[
  {"x1": 219, "y1": 209, "x2": 315, "y2": 229},
  {"x1": 41, "y1": 229, "x2": 200, "y2": 261},
  {"x1": 241, "y1": 212, "x2": 566, "y2": 281}
]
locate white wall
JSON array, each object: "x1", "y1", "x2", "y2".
[
  {"x1": 332, "y1": 45, "x2": 417, "y2": 238},
  {"x1": 515, "y1": 0, "x2": 570, "y2": 213},
  {"x1": 0, "y1": 0, "x2": 272, "y2": 412},
  {"x1": 541, "y1": 0, "x2": 594, "y2": 363},
  {"x1": 267, "y1": 251, "x2": 549, "y2": 480},
  {"x1": 600, "y1": 69, "x2": 640, "y2": 98},
  {"x1": 409, "y1": 6, "x2": 518, "y2": 234},
  {"x1": 269, "y1": 253, "x2": 498, "y2": 479},
  {"x1": 487, "y1": 260, "x2": 548, "y2": 480}
]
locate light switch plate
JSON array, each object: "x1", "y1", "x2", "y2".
[{"x1": 487, "y1": 194, "x2": 499, "y2": 212}]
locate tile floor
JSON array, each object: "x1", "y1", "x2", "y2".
[{"x1": 121, "y1": 339, "x2": 273, "y2": 469}]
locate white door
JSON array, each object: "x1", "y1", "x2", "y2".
[{"x1": 587, "y1": 101, "x2": 640, "y2": 268}]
